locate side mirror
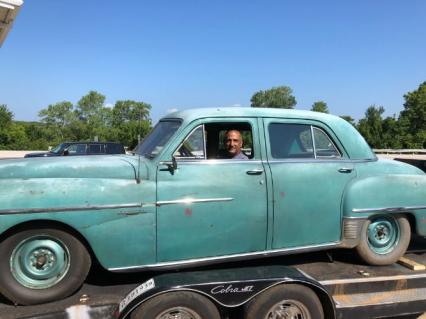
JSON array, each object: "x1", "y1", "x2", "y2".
[
  {"x1": 160, "y1": 157, "x2": 177, "y2": 174},
  {"x1": 63, "y1": 149, "x2": 69, "y2": 156}
]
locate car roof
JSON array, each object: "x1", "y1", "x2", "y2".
[
  {"x1": 164, "y1": 107, "x2": 338, "y2": 123},
  {"x1": 162, "y1": 107, "x2": 376, "y2": 161}
]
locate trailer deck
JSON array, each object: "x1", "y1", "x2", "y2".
[{"x1": 2, "y1": 238, "x2": 426, "y2": 319}]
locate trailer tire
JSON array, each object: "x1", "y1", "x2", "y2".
[
  {"x1": 0, "y1": 228, "x2": 91, "y2": 305},
  {"x1": 356, "y1": 215, "x2": 410, "y2": 265},
  {"x1": 131, "y1": 291, "x2": 221, "y2": 319},
  {"x1": 244, "y1": 284, "x2": 324, "y2": 319}
]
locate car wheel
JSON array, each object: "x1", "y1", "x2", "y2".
[
  {"x1": 356, "y1": 215, "x2": 411, "y2": 265},
  {"x1": 244, "y1": 284, "x2": 324, "y2": 319},
  {"x1": 0, "y1": 227, "x2": 91, "y2": 305},
  {"x1": 131, "y1": 291, "x2": 221, "y2": 319}
]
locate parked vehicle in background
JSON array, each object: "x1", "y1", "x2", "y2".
[
  {"x1": 0, "y1": 107, "x2": 425, "y2": 306},
  {"x1": 24, "y1": 142, "x2": 126, "y2": 157}
]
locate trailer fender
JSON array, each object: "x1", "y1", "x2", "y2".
[{"x1": 117, "y1": 265, "x2": 336, "y2": 319}]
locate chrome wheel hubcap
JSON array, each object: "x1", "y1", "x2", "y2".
[
  {"x1": 367, "y1": 216, "x2": 400, "y2": 255},
  {"x1": 155, "y1": 307, "x2": 201, "y2": 319},
  {"x1": 264, "y1": 300, "x2": 310, "y2": 319},
  {"x1": 10, "y1": 235, "x2": 70, "y2": 289}
]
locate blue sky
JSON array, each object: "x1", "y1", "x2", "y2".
[{"x1": 1, "y1": 1, "x2": 425, "y2": 123}]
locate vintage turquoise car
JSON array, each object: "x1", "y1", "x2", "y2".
[{"x1": 0, "y1": 107, "x2": 425, "y2": 305}]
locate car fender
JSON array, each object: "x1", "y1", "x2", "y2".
[{"x1": 342, "y1": 174, "x2": 426, "y2": 236}]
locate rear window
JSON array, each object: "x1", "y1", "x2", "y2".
[
  {"x1": 106, "y1": 143, "x2": 125, "y2": 154},
  {"x1": 88, "y1": 144, "x2": 105, "y2": 154}
]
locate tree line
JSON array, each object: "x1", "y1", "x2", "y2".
[
  {"x1": 1, "y1": 81, "x2": 425, "y2": 150},
  {"x1": 251, "y1": 81, "x2": 426, "y2": 149},
  {"x1": 0, "y1": 91, "x2": 152, "y2": 150}
]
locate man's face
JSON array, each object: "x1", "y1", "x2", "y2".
[{"x1": 225, "y1": 130, "x2": 243, "y2": 157}]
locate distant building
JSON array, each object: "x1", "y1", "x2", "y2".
[{"x1": 0, "y1": 0, "x2": 23, "y2": 47}]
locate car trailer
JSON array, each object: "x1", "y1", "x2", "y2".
[
  {"x1": 3, "y1": 245, "x2": 426, "y2": 319},
  {"x1": 116, "y1": 253, "x2": 426, "y2": 319}
]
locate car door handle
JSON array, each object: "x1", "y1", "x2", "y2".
[
  {"x1": 246, "y1": 169, "x2": 264, "y2": 175},
  {"x1": 338, "y1": 167, "x2": 353, "y2": 173}
]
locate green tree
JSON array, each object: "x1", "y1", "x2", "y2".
[
  {"x1": 6, "y1": 123, "x2": 30, "y2": 150},
  {"x1": 38, "y1": 101, "x2": 74, "y2": 141},
  {"x1": 357, "y1": 105, "x2": 385, "y2": 148},
  {"x1": 76, "y1": 91, "x2": 108, "y2": 140},
  {"x1": 399, "y1": 81, "x2": 426, "y2": 148},
  {"x1": 111, "y1": 100, "x2": 152, "y2": 148},
  {"x1": 381, "y1": 116, "x2": 405, "y2": 149},
  {"x1": 251, "y1": 86, "x2": 297, "y2": 109},
  {"x1": 311, "y1": 101, "x2": 329, "y2": 113},
  {"x1": 19, "y1": 121, "x2": 50, "y2": 150},
  {"x1": 0, "y1": 104, "x2": 14, "y2": 147}
]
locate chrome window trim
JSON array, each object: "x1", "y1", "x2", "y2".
[
  {"x1": 109, "y1": 242, "x2": 340, "y2": 272},
  {"x1": 311, "y1": 125, "x2": 317, "y2": 159},
  {"x1": 312, "y1": 126, "x2": 342, "y2": 159},
  {"x1": 173, "y1": 124, "x2": 206, "y2": 160},
  {"x1": 352, "y1": 205, "x2": 426, "y2": 213}
]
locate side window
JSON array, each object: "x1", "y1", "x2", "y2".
[
  {"x1": 88, "y1": 144, "x2": 104, "y2": 154},
  {"x1": 313, "y1": 128, "x2": 341, "y2": 158},
  {"x1": 268, "y1": 123, "x2": 341, "y2": 159},
  {"x1": 67, "y1": 144, "x2": 86, "y2": 155},
  {"x1": 174, "y1": 125, "x2": 206, "y2": 160},
  {"x1": 269, "y1": 123, "x2": 314, "y2": 159},
  {"x1": 205, "y1": 122, "x2": 253, "y2": 160}
]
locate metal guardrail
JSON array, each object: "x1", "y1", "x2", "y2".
[{"x1": 374, "y1": 149, "x2": 426, "y2": 155}]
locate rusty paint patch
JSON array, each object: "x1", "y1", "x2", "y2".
[
  {"x1": 185, "y1": 208, "x2": 192, "y2": 216},
  {"x1": 280, "y1": 191, "x2": 285, "y2": 198}
]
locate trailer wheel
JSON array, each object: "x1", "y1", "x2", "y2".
[
  {"x1": 244, "y1": 284, "x2": 324, "y2": 319},
  {"x1": 356, "y1": 215, "x2": 410, "y2": 265},
  {"x1": 131, "y1": 291, "x2": 221, "y2": 319},
  {"x1": 0, "y1": 228, "x2": 91, "y2": 305}
]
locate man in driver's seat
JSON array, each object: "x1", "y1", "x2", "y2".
[{"x1": 218, "y1": 130, "x2": 248, "y2": 160}]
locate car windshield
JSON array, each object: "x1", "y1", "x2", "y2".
[
  {"x1": 135, "y1": 120, "x2": 181, "y2": 159},
  {"x1": 50, "y1": 143, "x2": 66, "y2": 154}
]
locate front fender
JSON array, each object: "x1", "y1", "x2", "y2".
[{"x1": 0, "y1": 177, "x2": 157, "y2": 269}]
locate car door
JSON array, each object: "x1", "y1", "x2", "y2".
[
  {"x1": 263, "y1": 118, "x2": 356, "y2": 249},
  {"x1": 156, "y1": 118, "x2": 268, "y2": 262}
]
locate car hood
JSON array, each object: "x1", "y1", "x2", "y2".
[
  {"x1": 0, "y1": 155, "x2": 142, "y2": 180},
  {"x1": 24, "y1": 151, "x2": 59, "y2": 157}
]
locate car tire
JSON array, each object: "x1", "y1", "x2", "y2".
[
  {"x1": 131, "y1": 291, "x2": 221, "y2": 319},
  {"x1": 356, "y1": 214, "x2": 411, "y2": 266},
  {"x1": 0, "y1": 227, "x2": 91, "y2": 305},
  {"x1": 244, "y1": 284, "x2": 324, "y2": 319}
]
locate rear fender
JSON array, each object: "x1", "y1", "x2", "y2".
[{"x1": 342, "y1": 175, "x2": 426, "y2": 237}]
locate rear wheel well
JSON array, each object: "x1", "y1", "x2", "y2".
[
  {"x1": 0, "y1": 220, "x2": 100, "y2": 270},
  {"x1": 404, "y1": 213, "x2": 416, "y2": 235}
]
